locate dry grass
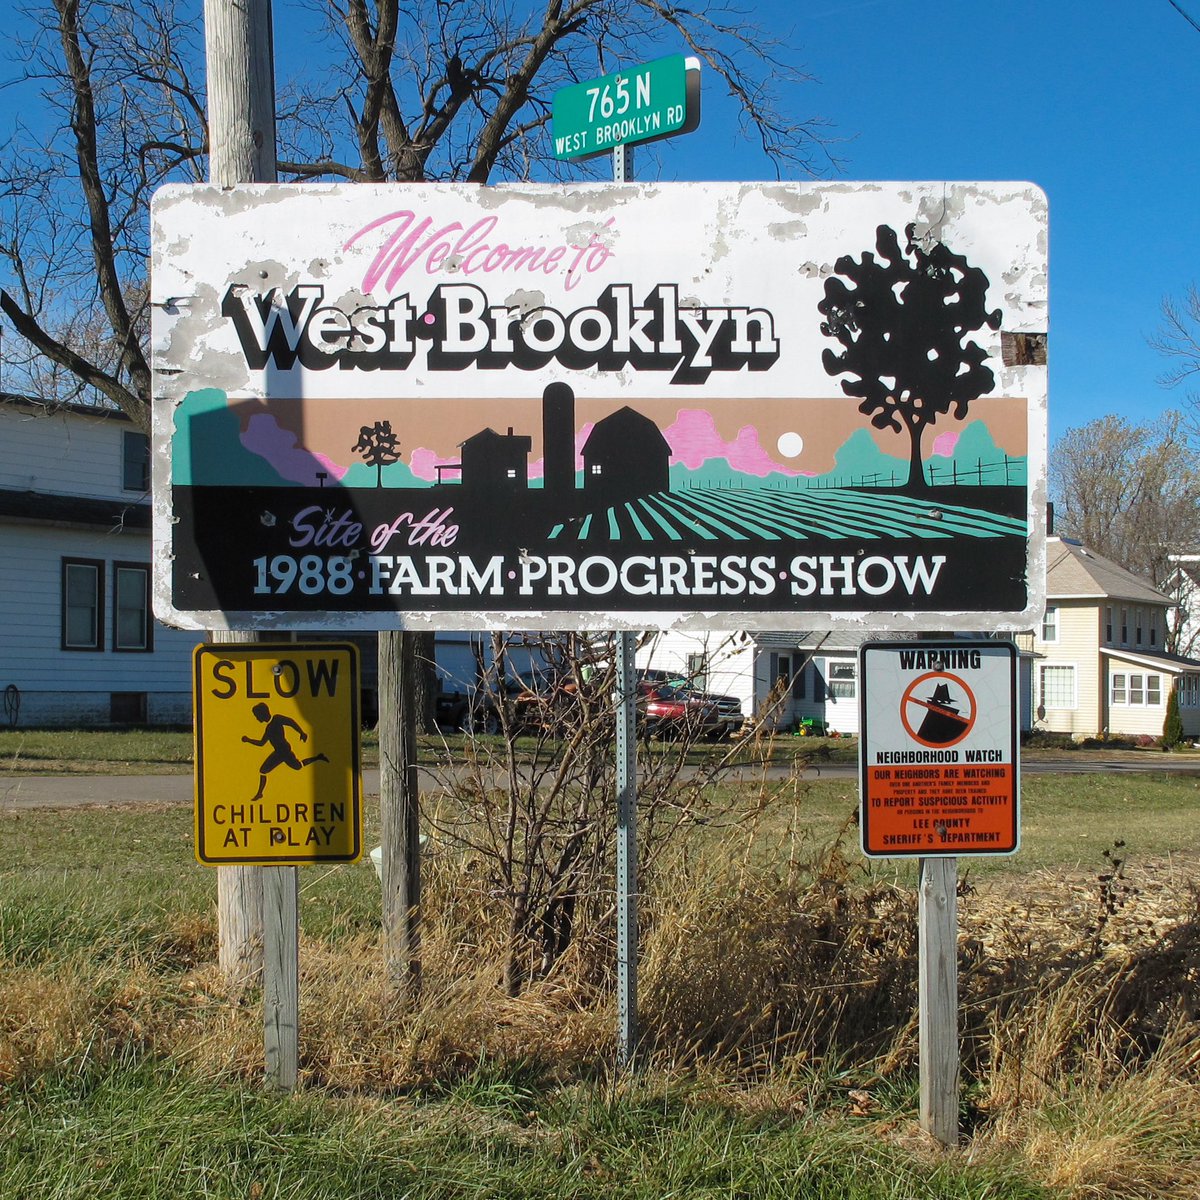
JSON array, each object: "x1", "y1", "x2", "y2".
[{"x1": 2, "y1": 795, "x2": 1199, "y2": 1198}]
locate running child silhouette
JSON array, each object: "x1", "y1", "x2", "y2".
[{"x1": 242, "y1": 702, "x2": 328, "y2": 801}]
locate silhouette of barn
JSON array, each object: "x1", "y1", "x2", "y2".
[{"x1": 581, "y1": 406, "x2": 671, "y2": 507}]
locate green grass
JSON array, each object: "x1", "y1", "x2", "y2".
[
  {"x1": 0, "y1": 728, "x2": 196, "y2": 773},
  {"x1": 4, "y1": 769, "x2": 1196, "y2": 971},
  {"x1": 1014, "y1": 771, "x2": 1200, "y2": 871},
  {"x1": 3, "y1": 737, "x2": 1199, "y2": 1199},
  {"x1": 0, "y1": 725, "x2": 861, "y2": 775},
  {"x1": 0, "y1": 1060, "x2": 1051, "y2": 1200},
  {"x1": 0, "y1": 805, "x2": 381, "y2": 968},
  {"x1": 736, "y1": 770, "x2": 1200, "y2": 882}
]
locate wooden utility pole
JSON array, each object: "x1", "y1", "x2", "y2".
[
  {"x1": 202, "y1": 0, "x2": 421, "y2": 1002},
  {"x1": 203, "y1": 0, "x2": 278, "y2": 991}
]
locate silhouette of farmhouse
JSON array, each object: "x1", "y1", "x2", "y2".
[
  {"x1": 434, "y1": 383, "x2": 671, "y2": 525},
  {"x1": 445, "y1": 427, "x2": 533, "y2": 495}
]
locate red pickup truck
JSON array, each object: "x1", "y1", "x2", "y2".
[{"x1": 639, "y1": 682, "x2": 726, "y2": 740}]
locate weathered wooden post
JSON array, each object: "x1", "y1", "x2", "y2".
[{"x1": 203, "y1": 0, "x2": 279, "y2": 992}]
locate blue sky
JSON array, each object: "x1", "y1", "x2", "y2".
[
  {"x1": 627, "y1": 0, "x2": 1200, "y2": 444},
  {"x1": 5, "y1": 1, "x2": 1196, "y2": 447}
]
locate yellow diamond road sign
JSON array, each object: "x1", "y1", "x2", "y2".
[{"x1": 193, "y1": 642, "x2": 362, "y2": 865}]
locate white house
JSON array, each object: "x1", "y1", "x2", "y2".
[
  {"x1": 0, "y1": 394, "x2": 201, "y2": 726},
  {"x1": 1033, "y1": 535, "x2": 1200, "y2": 739},
  {"x1": 634, "y1": 629, "x2": 870, "y2": 736},
  {"x1": 635, "y1": 628, "x2": 1035, "y2": 737},
  {"x1": 1164, "y1": 550, "x2": 1200, "y2": 660}
]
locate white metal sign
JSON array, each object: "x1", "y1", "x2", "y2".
[
  {"x1": 151, "y1": 182, "x2": 1048, "y2": 633},
  {"x1": 859, "y1": 639, "x2": 1020, "y2": 857}
]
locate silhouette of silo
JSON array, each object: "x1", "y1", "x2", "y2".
[{"x1": 542, "y1": 382, "x2": 576, "y2": 504}]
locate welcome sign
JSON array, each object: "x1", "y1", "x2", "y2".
[{"x1": 150, "y1": 182, "x2": 1047, "y2": 632}]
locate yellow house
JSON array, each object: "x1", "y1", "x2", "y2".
[{"x1": 1033, "y1": 536, "x2": 1200, "y2": 740}]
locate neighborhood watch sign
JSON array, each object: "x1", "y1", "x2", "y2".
[{"x1": 150, "y1": 182, "x2": 1048, "y2": 633}]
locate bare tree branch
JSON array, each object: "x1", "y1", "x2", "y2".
[
  {"x1": 55, "y1": 0, "x2": 151, "y2": 400},
  {"x1": 1168, "y1": 0, "x2": 1200, "y2": 36},
  {"x1": 1, "y1": 0, "x2": 835, "y2": 417},
  {"x1": 0, "y1": 287, "x2": 145, "y2": 427},
  {"x1": 1152, "y1": 285, "x2": 1200, "y2": 399}
]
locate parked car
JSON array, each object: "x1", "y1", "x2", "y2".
[
  {"x1": 639, "y1": 683, "x2": 725, "y2": 740},
  {"x1": 636, "y1": 673, "x2": 744, "y2": 739},
  {"x1": 435, "y1": 687, "x2": 471, "y2": 732}
]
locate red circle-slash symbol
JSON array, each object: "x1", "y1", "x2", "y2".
[{"x1": 900, "y1": 672, "x2": 977, "y2": 748}]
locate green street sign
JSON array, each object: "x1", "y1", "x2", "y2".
[{"x1": 552, "y1": 55, "x2": 700, "y2": 160}]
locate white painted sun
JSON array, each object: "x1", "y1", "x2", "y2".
[{"x1": 777, "y1": 431, "x2": 804, "y2": 458}]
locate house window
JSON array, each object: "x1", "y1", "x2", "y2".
[
  {"x1": 1041, "y1": 606, "x2": 1058, "y2": 643},
  {"x1": 686, "y1": 652, "x2": 708, "y2": 691},
  {"x1": 793, "y1": 660, "x2": 806, "y2": 699},
  {"x1": 1120, "y1": 608, "x2": 1128, "y2": 644},
  {"x1": 770, "y1": 653, "x2": 791, "y2": 695},
  {"x1": 1039, "y1": 664, "x2": 1076, "y2": 709},
  {"x1": 113, "y1": 563, "x2": 152, "y2": 652},
  {"x1": 1135, "y1": 608, "x2": 1144, "y2": 646},
  {"x1": 1150, "y1": 610, "x2": 1160, "y2": 647},
  {"x1": 590, "y1": 463, "x2": 602, "y2": 475},
  {"x1": 828, "y1": 661, "x2": 856, "y2": 700},
  {"x1": 1112, "y1": 672, "x2": 1164, "y2": 706},
  {"x1": 1105, "y1": 606, "x2": 1114, "y2": 644},
  {"x1": 122, "y1": 430, "x2": 150, "y2": 492},
  {"x1": 62, "y1": 558, "x2": 104, "y2": 650}
]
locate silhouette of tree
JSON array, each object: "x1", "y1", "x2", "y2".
[
  {"x1": 819, "y1": 223, "x2": 1003, "y2": 494},
  {"x1": 353, "y1": 420, "x2": 402, "y2": 487}
]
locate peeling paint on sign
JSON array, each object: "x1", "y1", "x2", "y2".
[{"x1": 150, "y1": 181, "x2": 1048, "y2": 634}]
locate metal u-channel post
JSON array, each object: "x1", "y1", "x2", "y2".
[
  {"x1": 613, "y1": 142, "x2": 638, "y2": 1069},
  {"x1": 615, "y1": 630, "x2": 638, "y2": 1067}
]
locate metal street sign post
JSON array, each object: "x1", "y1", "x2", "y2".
[
  {"x1": 858, "y1": 639, "x2": 1020, "y2": 1146},
  {"x1": 553, "y1": 55, "x2": 700, "y2": 160}
]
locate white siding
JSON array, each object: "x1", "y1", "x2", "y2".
[
  {"x1": 814, "y1": 655, "x2": 860, "y2": 736},
  {"x1": 767, "y1": 651, "x2": 859, "y2": 736},
  {"x1": 0, "y1": 401, "x2": 199, "y2": 726},
  {"x1": 0, "y1": 404, "x2": 143, "y2": 502},
  {"x1": 636, "y1": 631, "x2": 753, "y2": 719},
  {"x1": 433, "y1": 634, "x2": 485, "y2": 691},
  {"x1": 0, "y1": 523, "x2": 199, "y2": 725}
]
